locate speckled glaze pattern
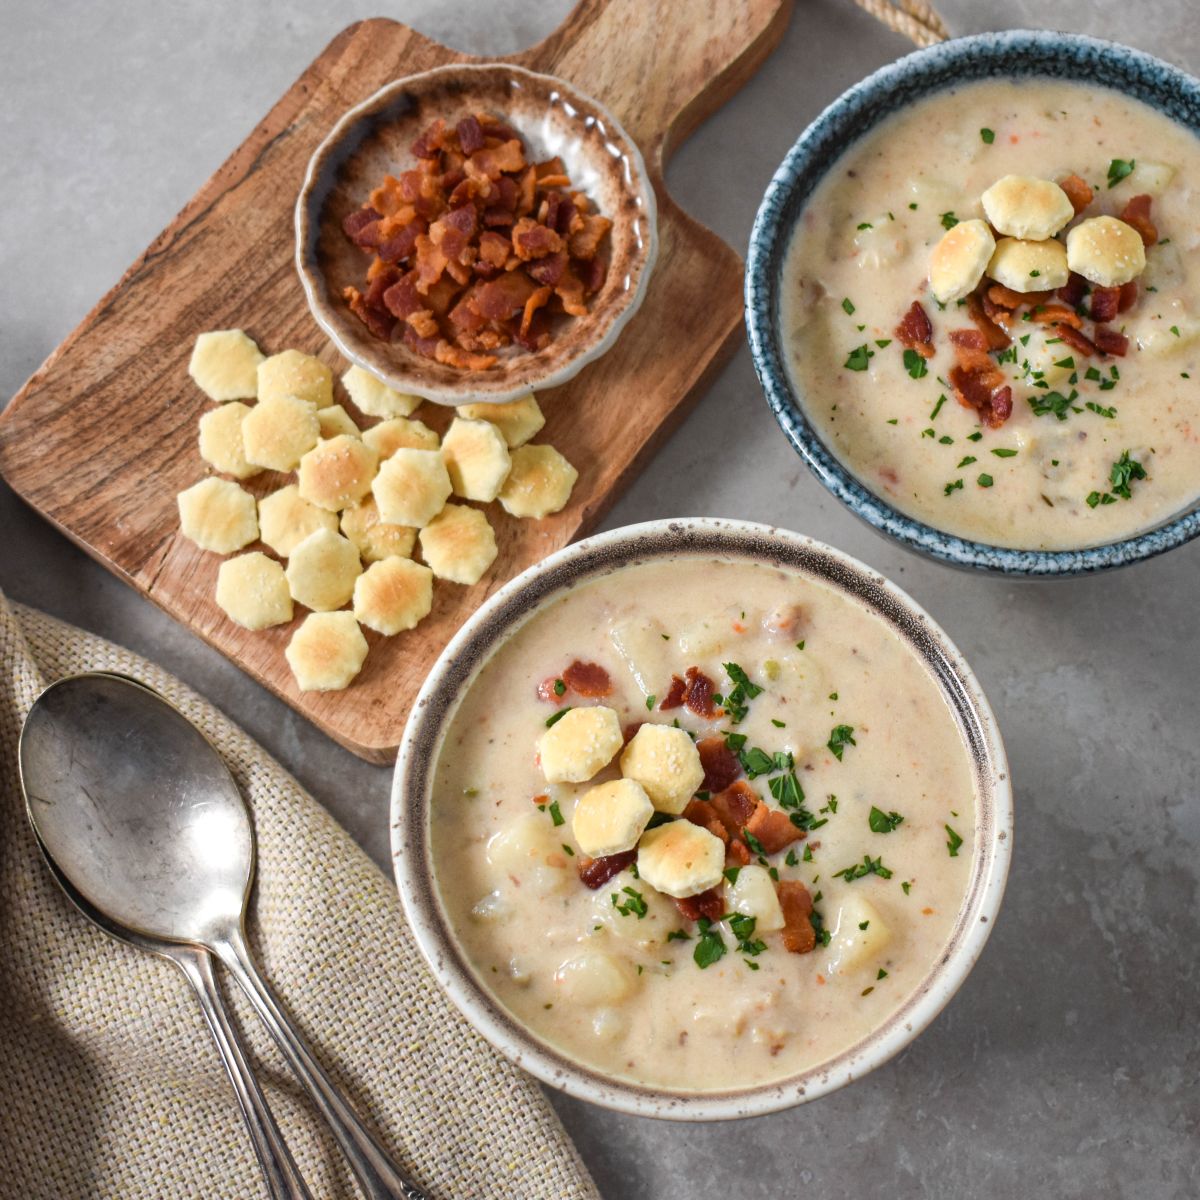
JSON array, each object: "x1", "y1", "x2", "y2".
[
  {"x1": 297, "y1": 63, "x2": 657, "y2": 405},
  {"x1": 390, "y1": 519, "x2": 1013, "y2": 1121},
  {"x1": 745, "y1": 31, "x2": 1200, "y2": 576}
]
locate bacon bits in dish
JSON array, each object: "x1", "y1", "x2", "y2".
[
  {"x1": 783, "y1": 79, "x2": 1200, "y2": 551},
  {"x1": 431, "y1": 558, "x2": 977, "y2": 1090},
  {"x1": 176, "y1": 329, "x2": 577, "y2": 691},
  {"x1": 341, "y1": 114, "x2": 612, "y2": 370}
]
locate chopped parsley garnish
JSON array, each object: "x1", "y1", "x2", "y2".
[
  {"x1": 810, "y1": 907, "x2": 832, "y2": 948},
  {"x1": 857, "y1": 221, "x2": 873, "y2": 231},
  {"x1": 991, "y1": 447, "x2": 1019, "y2": 458},
  {"x1": 833, "y1": 854, "x2": 893, "y2": 882},
  {"x1": 842, "y1": 297, "x2": 856, "y2": 315},
  {"x1": 827, "y1": 724, "x2": 857, "y2": 761},
  {"x1": 903, "y1": 348, "x2": 929, "y2": 379},
  {"x1": 723, "y1": 866, "x2": 741, "y2": 885},
  {"x1": 980, "y1": 127, "x2": 995, "y2": 144},
  {"x1": 666, "y1": 929, "x2": 691, "y2": 942},
  {"x1": 785, "y1": 848, "x2": 799, "y2": 867},
  {"x1": 940, "y1": 211, "x2": 959, "y2": 230},
  {"x1": 930, "y1": 394, "x2": 948, "y2": 420},
  {"x1": 803, "y1": 844, "x2": 814, "y2": 862},
  {"x1": 944, "y1": 479, "x2": 964, "y2": 496},
  {"x1": 742, "y1": 828, "x2": 767, "y2": 857},
  {"x1": 945, "y1": 825, "x2": 964, "y2": 857},
  {"x1": 740, "y1": 746, "x2": 776, "y2": 778},
  {"x1": 769, "y1": 771, "x2": 805, "y2": 810},
  {"x1": 1053, "y1": 356, "x2": 1075, "y2": 370},
  {"x1": 938, "y1": 435, "x2": 954, "y2": 445},
  {"x1": 553, "y1": 678, "x2": 566, "y2": 696},
  {"x1": 545, "y1": 706, "x2": 572, "y2": 728},
  {"x1": 844, "y1": 344, "x2": 873, "y2": 371},
  {"x1": 1109, "y1": 449, "x2": 1148, "y2": 499},
  {"x1": 771, "y1": 718, "x2": 786, "y2": 728},
  {"x1": 957, "y1": 455, "x2": 977, "y2": 469},
  {"x1": 1028, "y1": 390, "x2": 1074, "y2": 421},
  {"x1": 612, "y1": 886, "x2": 647, "y2": 917},
  {"x1": 548, "y1": 800, "x2": 565, "y2": 826},
  {"x1": 729, "y1": 913, "x2": 766, "y2": 957},
  {"x1": 901, "y1": 881, "x2": 912, "y2": 895},
  {"x1": 693, "y1": 918, "x2": 727, "y2": 969},
  {"x1": 877, "y1": 968, "x2": 889, "y2": 980},
  {"x1": 716, "y1": 662, "x2": 763, "y2": 725},
  {"x1": 967, "y1": 431, "x2": 983, "y2": 442},
  {"x1": 561, "y1": 843, "x2": 574, "y2": 856},
  {"x1": 645, "y1": 694, "x2": 656, "y2": 710},
  {"x1": 1106, "y1": 157, "x2": 1135, "y2": 188},
  {"x1": 875, "y1": 338, "x2": 892, "y2": 348},
  {"x1": 977, "y1": 473, "x2": 994, "y2": 488},
  {"x1": 868, "y1": 806, "x2": 905, "y2": 833},
  {"x1": 1085, "y1": 401, "x2": 1117, "y2": 419}
]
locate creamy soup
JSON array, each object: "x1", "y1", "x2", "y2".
[
  {"x1": 431, "y1": 559, "x2": 977, "y2": 1091},
  {"x1": 783, "y1": 79, "x2": 1200, "y2": 550}
]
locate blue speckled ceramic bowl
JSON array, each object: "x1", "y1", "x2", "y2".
[{"x1": 746, "y1": 30, "x2": 1200, "y2": 576}]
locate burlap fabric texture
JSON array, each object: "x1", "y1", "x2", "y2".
[{"x1": 0, "y1": 591, "x2": 600, "y2": 1200}]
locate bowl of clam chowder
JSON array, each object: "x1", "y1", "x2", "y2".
[
  {"x1": 746, "y1": 31, "x2": 1200, "y2": 574},
  {"x1": 392, "y1": 519, "x2": 1011, "y2": 1118}
]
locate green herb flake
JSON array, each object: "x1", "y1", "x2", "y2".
[
  {"x1": 877, "y1": 968, "x2": 889, "y2": 980},
  {"x1": 553, "y1": 677, "x2": 566, "y2": 696},
  {"x1": 1106, "y1": 157, "x2": 1135, "y2": 188},
  {"x1": 980, "y1": 127, "x2": 995, "y2": 144},
  {"x1": 875, "y1": 338, "x2": 893, "y2": 348},
  {"x1": 785, "y1": 849, "x2": 799, "y2": 867},
  {"x1": 548, "y1": 800, "x2": 565, "y2": 827},
  {"x1": 562, "y1": 843, "x2": 574, "y2": 856},
  {"x1": 833, "y1": 854, "x2": 894, "y2": 882},
  {"x1": 903, "y1": 348, "x2": 929, "y2": 379},
  {"x1": 901, "y1": 881, "x2": 912, "y2": 895},
  {"x1": 693, "y1": 918, "x2": 727, "y2": 969},
  {"x1": 827, "y1": 724, "x2": 857, "y2": 761},
  {"x1": 868, "y1": 806, "x2": 905, "y2": 834},
  {"x1": 957, "y1": 455, "x2": 978, "y2": 468},
  {"x1": 967, "y1": 431, "x2": 983, "y2": 442},
  {"x1": 771, "y1": 718, "x2": 786, "y2": 728},
  {"x1": 1170, "y1": 324, "x2": 1181, "y2": 337},
  {"x1": 945, "y1": 824, "x2": 964, "y2": 857},
  {"x1": 842, "y1": 297, "x2": 856, "y2": 315},
  {"x1": 857, "y1": 221, "x2": 873, "y2": 231},
  {"x1": 940, "y1": 211, "x2": 959, "y2": 230},
  {"x1": 944, "y1": 478, "x2": 964, "y2": 496},
  {"x1": 545, "y1": 706, "x2": 572, "y2": 728},
  {"x1": 991, "y1": 447, "x2": 1019, "y2": 458},
  {"x1": 930, "y1": 394, "x2": 948, "y2": 420},
  {"x1": 977, "y1": 473, "x2": 994, "y2": 488},
  {"x1": 666, "y1": 929, "x2": 691, "y2": 942},
  {"x1": 612, "y1": 885, "x2": 648, "y2": 918},
  {"x1": 1108, "y1": 449, "x2": 1148, "y2": 499}
]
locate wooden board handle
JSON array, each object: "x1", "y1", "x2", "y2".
[{"x1": 514, "y1": 0, "x2": 793, "y2": 172}]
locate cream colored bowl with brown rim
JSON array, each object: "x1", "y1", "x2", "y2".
[
  {"x1": 391, "y1": 518, "x2": 1013, "y2": 1119},
  {"x1": 295, "y1": 63, "x2": 657, "y2": 405}
]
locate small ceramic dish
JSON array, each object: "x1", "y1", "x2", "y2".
[
  {"x1": 746, "y1": 31, "x2": 1200, "y2": 575},
  {"x1": 296, "y1": 63, "x2": 657, "y2": 406},
  {"x1": 391, "y1": 518, "x2": 1012, "y2": 1120}
]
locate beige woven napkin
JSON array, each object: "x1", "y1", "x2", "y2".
[{"x1": 0, "y1": 590, "x2": 600, "y2": 1200}]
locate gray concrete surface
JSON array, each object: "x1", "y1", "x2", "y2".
[{"x1": 1, "y1": 1, "x2": 1197, "y2": 1197}]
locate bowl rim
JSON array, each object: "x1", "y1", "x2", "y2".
[
  {"x1": 390, "y1": 517, "x2": 1014, "y2": 1120},
  {"x1": 745, "y1": 29, "x2": 1200, "y2": 576},
  {"x1": 295, "y1": 60, "x2": 659, "y2": 406}
]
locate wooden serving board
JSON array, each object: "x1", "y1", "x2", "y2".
[{"x1": 0, "y1": 0, "x2": 792, "y2": 763}]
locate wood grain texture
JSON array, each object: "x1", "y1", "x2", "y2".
[{"x1": 0, "y1": 0, "x2": 792, "y2": 762}]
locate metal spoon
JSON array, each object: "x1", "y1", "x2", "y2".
[
  {"x1": 19, "y1": 672, "x2": 429, "y2": 1200},
  {"x1": 32, "y1": 823, "x2": 314, "y2": 1200}
]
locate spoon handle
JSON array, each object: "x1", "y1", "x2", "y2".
[
  {"x1": 173, "y1": 947, "x2": 316, "y2": 1200},
  {"x1": 214, "y1": 931, "x2": 430, "y2": 1200}
]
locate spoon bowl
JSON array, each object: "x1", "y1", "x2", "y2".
[{"x1": 20, "y1": 672, "x2": 252, "y2": 946}]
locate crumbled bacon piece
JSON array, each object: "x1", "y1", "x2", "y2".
[
  {"x1": 659, "y1": 675, "x2": 686, "y2": 710},
  {"x1": 1118, "y1": 280, "x2": 1139, "y2": 313},
  {"x1": 561, "y1": 660, "x2": 613, "y2": 697},
  {"x1": 950, "y1": 364, "x2": 1012, "y2": 428},
  {"x1": 1093, "y1": 327, "x2": 1129, "y2": 357},
  {"x1": 577, "y1": 850, "x2": 637, "y2": 890},
  {"x1": 895, "y1": 301, "x2": 935, "y2": 358},
  {"x1": 1058, "y1": 173, "x2": 1094, "y2": 216},
  {"x1": 987, "y1": 283, "x2": 1053, "y2": 311},
  {"x1": 708, "y1": 781, "x2": 758, "y2": 840},
  {"x1": 697, "y1": 736, "x2": 741, "y2": 794},
  {"x1": 682, "y1": 667, "x2": 719, "y2": 719},
  {"x1": 744, "y1": 803, "x2": 804, "y2": 855},
  {"x1": 682, "y1": 798, "x2": 729, "y2": 845},
  {"x1": 1054, "y1": 323, "x2": 1098, "y2": 357},
  {"x1": 342, "y1": 113, "x2": 611, "y2": 366},
  {"x1": 725, "y1": 840, "x2": 751, "y2": 867},
  {"x1": 1029, "y1": 302, "x2": 1083, "y2": 330},
  {"x1": 777, "y1": 881, "x2": 817, "y2": 954},
  {"x1": 1089, "y1": 286, "x2": 1121, "y2": 323},
  {"x1": 1057, "y1": 272, "x2": 1090, "y2": 309},
  {"x1": 966, "y1": 292, "x2": 1011, "y2": 349},
  {"x1": 1119, "y1": 193, "x2": 1158, "y2": 247},
  {"x1": 674, "y1": 886, "x2": 724, "y2": 923}
]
